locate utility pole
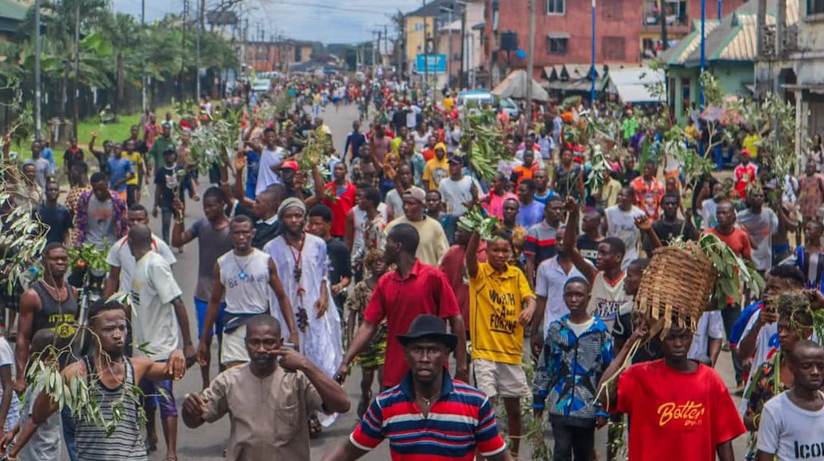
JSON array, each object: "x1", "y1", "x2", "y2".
[
  {"x1": 196, "y1": 0, "x2": 204, "y2": 101},
  {"x1": 141, "y1": 0, "x2": 147, "y2": 112},
  {"x1": 660, "y1": 0, "x2": 668, "y2": 51},
  {"x1": 179, "y1": 0, "x2": 188, "y2": 101},
  {"x1": 591, "y1": 0, "x2": 596, "y2": 103},
  {"x1": 700, "y1": 0, "x2": 706, "y2": 106},
  {"x1": 384, "y1": 24, "x2": 388, "y2": 67},
  {"x1": 72, "y1": 0, "x2": 80, "y2": 138},
  {"x1": 525, "y1": 0, "x2": 535, "y2": 125},
  {"x1": 34, "y1": 0, "x2": 41, "y2": 139},
  {"x1": 423, "y1": 0, "x2": 428, "y2": 104},
  {"x1": 459, "y1": 4, "x2": 466, "y2": 89}
]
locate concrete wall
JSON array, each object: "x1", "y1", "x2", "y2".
[
  {"x1": 405, "y1": 16, "x2": 437, "y2": 65},
  {"x1": 669, "y1": 64, "x2": 753, "y2": 123}
]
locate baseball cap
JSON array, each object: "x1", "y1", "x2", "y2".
[
  {"x1": 281, "y1": 160, "x2": 299, "y2": 171},
  {"x1": 403, "y1": 186, "x2": 426, "y2": 203}
]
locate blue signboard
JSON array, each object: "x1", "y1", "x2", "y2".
[{"x1": 416, "y1": 54, "x2": 447, "y2": 74}]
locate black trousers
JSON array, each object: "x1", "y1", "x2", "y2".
[{"x1": 551, "y1": 419, "x2": 595, "y2": 461}]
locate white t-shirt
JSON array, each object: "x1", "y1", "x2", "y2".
[
  {"x1": 567, "y1": 317, "x2": 595, "y2": 338},
  {"x1": 737, "y1": 208, "x2": 779, "y2": 271},
  {"x1": 757, "y1": 391, "x2": 824, "y2": 460},
  {"x1": 0, "y1": 338, "x2": 19, "y2": 433},
  {"x1": 412, "y1": 131, "x2": 430, "y2": 152},
  {"x1": 439, "y1": 176, "x2": 480, "y2": 215},
  {"x1": 130, "y1": 252, "x2": 184, "y2": 360},
  {"x1": 687, "y1": 311, "x2": 724, "y2": 361},
  {"x1": 256, "y1": 146, "x2": 285, "y2": 196},
  {"x1": 106, "y1": 235, "x2": 176, "y2": 293},
  {"x1": 535, "y1": 256, "x2": 587, "y2": 339},
  {"x1": 604, "y1": 205, "x2": 646, "y2": 270},
  {"x1": 588, "y1": 271, "x2": 630, "y2": 333},
  {"x1": 218, "y1": 249, "x2": 272, "y2": 315}
]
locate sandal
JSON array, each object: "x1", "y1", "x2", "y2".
[{"x1": 309, "y1": 414, "x2": 322, "y2": 437}]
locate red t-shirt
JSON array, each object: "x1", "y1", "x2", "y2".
[
  {"x1": 322, "y1": 181, "x2": 356, "y2": 237},
  {"x1": 702, "y1": 227, "x2": 752, "y2": 259},
  {"x1": 612, "y1": 360, "x2": 746, "y2": 461},
  {"x1": 734, "y1": 163, "x2": 757, "y2": 199},
  {"x1": 439, "y1": 243, "x2": 488, "y2": 328},
  {"x1": 364, "y1": 260, "x2": 461, "y2": 387}
]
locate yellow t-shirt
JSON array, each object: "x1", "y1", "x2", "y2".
[
  {"x1": 469, "y1": 262, "x2": 535, "y2": 364},
  {"x1": 743, "y1": 134, "x2": 760, "y2": 158},
  {"x1": 444, "y1": 97, "x2": 454, "y2": 111},
  {"x1": 422, "y1": 156, "x2": 449, "y2": 190},
  {"x1": 685, "y1": 124, "x2": 699, "y2": 142},
  {"x1": 124, "y1": 151, "x2": 143, "y2": 186}
]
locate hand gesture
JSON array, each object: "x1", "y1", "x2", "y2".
[
  {"x1": 91, "y1": 131, "x2": 99, "y2": 138},
  {"x1": 173, "y1": 198, "x2": 184, "y2": 218},
  {"x1": 759, "y1": 308, "x2": 778, "y2": 325},
  {"x1": 196, "y1": 339, "x2": 210, "y2": 367},
  {"x1": 270, "y1": 346, "x2": 308, "y2": 371},
  {"x1": 634, "y1": 215, "x2": 652, "y2": 231},
  {"x1": 182, "y1": 392, "x2": 209, "y2": 419},
  {"x1": 234, "y1": 150, "x2": 247, "y2": 172},
  {"x1": 565, "y1": 195, "x2": 578, "y2": 213},
  {"x1": 165, "y1": 349, "x2": 186, "y2": 380},
  {"x1": 314, "y1": 296, "x2": 328, "y2": 319}
]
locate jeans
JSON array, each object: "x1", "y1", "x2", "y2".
[
  {"x1": 62, "y1": 405, "x2": 78, "y2": 461},
  {"x1": 550, "y1": 418, "x2": 595, "y2": 461},
  {"x1": 723, "y1": 303, "x2": 744, "y2": 384},
  {"x1": 161, "y1": 208, "x2": 174, "y2": 245}
]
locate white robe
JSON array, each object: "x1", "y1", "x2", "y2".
[{"x1": 264, "y1": 234, "x2": 343, "y2": 426}]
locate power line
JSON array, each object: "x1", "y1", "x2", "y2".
[{"x1": 255, "y1": 0, "x2": 397, "y2": 16}]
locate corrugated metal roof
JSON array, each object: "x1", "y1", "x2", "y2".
[
  {"x1": 0, "y1": 0, "x2": 27, "y2": 22},
  {"x1": 717, "y1": 20, "x2": 757, "y2": 61},
  {"x1": 606, "y1": 67, "x2": 665, "y2": 103},
  {"x1": 661, "y1": 20, "x2": 721, "y2": 65}
]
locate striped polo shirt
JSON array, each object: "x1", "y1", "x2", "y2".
[
  {"x1": 524, "y1": 221, "x2": 559, "y2": 267},
  {"x1": 350, "y1": 370, "x2": 508, "y2": 460}
]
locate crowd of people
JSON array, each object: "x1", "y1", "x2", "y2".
[{"x1": 1, "y1": 73, "x2": 824, "y2": 461}]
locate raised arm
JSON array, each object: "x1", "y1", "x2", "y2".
[
  {"x1": 563, "y1": 196, "x2": 597, "y2": 283},
  {"x1": 171, "y1": 200, "x2": 196, "y2": 248},
  {"x1": 466, "y1": 231, "x2": 481, "y2": 279}
]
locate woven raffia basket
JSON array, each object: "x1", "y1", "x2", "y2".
[{"x1": 634, "y1": 241, "x2": 718, "y2": 337}]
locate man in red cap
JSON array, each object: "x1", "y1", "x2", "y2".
[{"x1": 279, "y1": 160, "x2": 312, "y2": 201}]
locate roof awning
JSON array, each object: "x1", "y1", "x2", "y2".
[{"x1": 547, "y1": 32, "x2": 570, "y2": 39}]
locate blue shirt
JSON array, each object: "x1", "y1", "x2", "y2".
[
  {"x1": 245, "y1": 150, "x2": 260, "y2": 199},
  {"x1": 534, "y1": 189, "x2": 557, "y2": 205},
  {"x1": 40, "y1": 148, "x2": 56, "y2": 173},
  {"x1": 517, "y1": 201, "x2": 544, "y2": 228},
  {"x1": 107, "y1": 157, "x2": 133, "y2": 192}
]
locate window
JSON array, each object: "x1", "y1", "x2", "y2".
[
  {"x1": 810, "y1": 0, "x2": 824, "y2": 14},
  {"x1": 603, "y1": 0, "x2": 623, "y2": 20},
  {"x1": 547, "y1": 37, "x2": 568, "y2": 55},
  {"x1": 546, "y1": 0, "x2": 565, "y2": 15},
  {"x1": 414, "y1": 23, "x2": 425, "y2": 31},
  {"x1": 602, "y1": 36, "x2": 626, "y2": 61}
]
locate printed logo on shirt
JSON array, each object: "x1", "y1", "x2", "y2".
[
  {"x1": 593, "y1": 297, "x2": 623, "y2": 322},
  {"x1": 794, "y1": 440, "x2": 824, "y2": 459},
  {"x1": 657, "y1": 401, "x2": 706, "y2": 427},
  {"x1": 488, "y1": 289, "x2": 518, "y2": 334}
]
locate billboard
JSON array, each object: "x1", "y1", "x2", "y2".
[{"x1": 416, "y1": 54, "x2": 447, "y2": 75}]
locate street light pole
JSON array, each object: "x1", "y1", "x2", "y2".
[
  {"x1": 717, "y1": 0, "x2": 722, "y2": 19},
  {"x1": 591, "y1": 0, "x2": 596, "y2": 103},
  {"x1": 423, "y1": 0, "x2": 428, "y2": 104},
  {"x1": 141, "y1": 0, "x2": 147, "y2": 112},
  {"x1": 525, "y1": 0, "x2": 535, "y2": 124},
  {"x1": 34, "y1": 0, "x2": 41, "y2": 139},
  {"x1": 700, "y1": 0, "x2": 706, "y2": 106}
]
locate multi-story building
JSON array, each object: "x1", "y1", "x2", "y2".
[
  {"x1": 482, "y1": 0, "x2": 744, "y2": 85},
  {"x1": 245, "y1": 39, "x2": 313, "y2": 72}
]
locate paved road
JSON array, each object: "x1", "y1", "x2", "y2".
[{"x1": 139, "y1": 102, "x2": 747, "y2": 460}]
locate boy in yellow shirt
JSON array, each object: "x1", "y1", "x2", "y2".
[
  {"x1": 123, "y1": 139, "x2": 147, "y2": 207},
  {"x1": 466, "y1": 229, "x2": 536, "y2": 458}
]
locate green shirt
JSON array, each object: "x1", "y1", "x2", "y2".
[{"x1": 148, "y1": 135, "x2": 177, "y2": 168}]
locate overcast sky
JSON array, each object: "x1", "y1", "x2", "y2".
[{"x1": 113, "y1": 0, "x2": 426, "y2": 44}]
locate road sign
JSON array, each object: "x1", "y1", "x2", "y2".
[{"x1": 416, "y1": 54, "x2": 447, "y2": 75}]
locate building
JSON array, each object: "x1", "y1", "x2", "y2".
[
  {"x1": 482, "y1": 0, "x2": 744, "y2": 86},
  {"x1": 244, "y1": 39, "x2": 314, "y2": 72},
  {"x1": 660, "y1": 0, "x2": 797, "y2": 123},
  {"x1": 755, "y1": 0, "x2": 820, "y2": 157},
  {"x1": 403, "y1": 0, "x2": 454, "y2": 75},
  {"x1": 0, "y1": 0, "x2": 26, "y2": 41},
  {"x1": 435, "y1": 0, "x2": 484, "y2": 88}
]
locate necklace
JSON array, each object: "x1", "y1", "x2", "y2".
[
  {"x1": 40, "y1": 277, "x2": 68, "y2": 302},
  {"x1": 287, "y1": 234, "x2": 305, "y2": 284},
  {"x1": 232, "y1": 252, "x2": 254, "y2": 281}
]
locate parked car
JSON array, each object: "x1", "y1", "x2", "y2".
[{"x1": 457, "y1": 91, "x2": 519, "y2": 120}]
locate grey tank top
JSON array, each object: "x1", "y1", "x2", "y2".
[{"x1": 75, "y1": 356, "x2": 147, "y2": 461}]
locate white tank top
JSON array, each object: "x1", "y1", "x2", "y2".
[
  {"x1": 353, "y1": 203, "x2": 388, "y2": 261},
  {"x1": 604, "y1": 205, "x2": 644, "y2": 270},
  {"x1": 218, "y1": 248, "x2": 272, "y2": 315},
  {"x1": 587, "y1": 271, "x2": 631, "y2": 333}
]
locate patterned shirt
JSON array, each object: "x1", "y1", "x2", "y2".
[
  {"x1": 74, "y1": 189, "x2": 129, "y2": 248},
  {"x1": 350, "y1": 371, "x2": 508, "y2": 460}
]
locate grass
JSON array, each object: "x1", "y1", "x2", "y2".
[{"x1": 15, "y1": 104, "x2": 175, "y2": 161}]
